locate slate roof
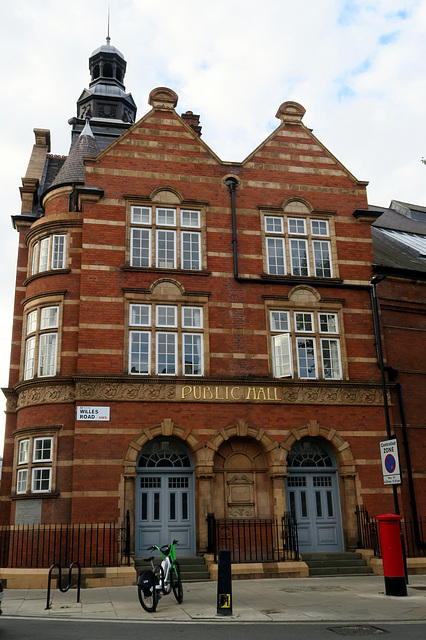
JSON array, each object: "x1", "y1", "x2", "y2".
[
  {"x1": 371, "y1": 200, "x2": 426, "y2": 275},
  {"x1": 45, "y1": 121, "x2": 101, "y2": 194}
]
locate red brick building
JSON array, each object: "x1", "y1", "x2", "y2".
[
  {"x1": 0, "y1": 40, "x2": 395, "y2": 561},
  {"x1": 368, "y1": 202, "x2": 426, "y2": 526}
]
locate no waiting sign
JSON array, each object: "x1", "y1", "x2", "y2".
[{"x1": 380, "y1": 438, "x2": 401, "y2": 485}]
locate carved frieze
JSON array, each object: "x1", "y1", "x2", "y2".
[
  {"x1": 11, "y1": 379, "x2": 388, "y2": 410},
  {"x1": 17, "y1": 384, "x2": 75, "y2": 409},
  {"x1": 76, "y1": 382, "x2": 176, "y2": 402}
]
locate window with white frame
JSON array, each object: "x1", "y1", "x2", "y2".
[
  {"x1": 23, "y1": 305, "x2": 59, "y2": 380},
  {"x1": 18, "y1": 439, "x2": 29, "y2": 465},
  {"x1": 264, "y1": 213, "x2": 333, "y2": 278},
  {"x1": 129, "y1": 304, "x2": 204, "y2": 376},
  {"x1": 130, "y1": 206, "x2": 202, "y2": 271},
  {"x1": 16, "y1": 469, "x2": 28, "y2": 494},
  {"x1": 15, "y1": 435, "x2": 54, "y2": 495},
  {"x1": 270, "y1": 310, "x2": 342, "y2": 380},
  {"x1": 32, "y1": 467, "x2": 52, "y2": 492},
  {"x1": 30, "y1": 234, "x2": 66, "y2": 275}
]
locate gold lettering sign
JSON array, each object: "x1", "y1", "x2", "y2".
[{"x1": 182, "y1": 385, "x2": 280, "y2": 402}]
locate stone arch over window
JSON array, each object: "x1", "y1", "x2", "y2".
[
  {"x1": 123, "y1": 418, "x2": 204, "y2": 474},
  {"x1": 280, "y1": 421, "x2": 359, "y2": 549},
  {"x1": 207, "y1": 419, "x2": 285, "y2": 474},
  {"x1": 287, "y1": 438, "x2": 336, "y2": 469},
  {"x1": 282, "y1": 197, "x2": 312, "y2": 213},
  {"x1": 148, "y1": 277, "x2": 186, "y2": 297},
  {"x1": 287, "y1": 284, "x2": 321, "y2": 304},
  {"x1": 280, "y1": 420, "x2": 355, "y2": 471},
  {"x1": 137, "y1": 438, "x2": 194, "y2": 470},
  {"x1": 150, "y1": 185, "x2": 183, "y2": 204}
]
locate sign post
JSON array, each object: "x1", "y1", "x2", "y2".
[{"x1": 380, "y1": 438, "x2": 401, "y2": 486}]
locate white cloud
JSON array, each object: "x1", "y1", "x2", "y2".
[{"x1": 0, "y1": 0, "x2": 425, "y2": 450}]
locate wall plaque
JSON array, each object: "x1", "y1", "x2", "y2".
[{"x1": 15, "y1": 499, "x2": 42, "y2": 525}]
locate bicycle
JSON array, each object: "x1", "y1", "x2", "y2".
[{"x1": 137, "y1": 539, "x2": 183, "y2": 612}]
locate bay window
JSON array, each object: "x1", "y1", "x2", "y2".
[
  {"x1": 30, "y1": 234, "x2": 67, "y2": 275},
  {"x1": 23, "y1": 305, "x2": 59, "y2": 380},
  {"x1": 15, "y1": 435, "x2": 55, "y2": 495}
]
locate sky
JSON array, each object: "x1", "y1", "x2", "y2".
[{"x1": 0, "y1": 0, "x2": 425, "y2": 452}]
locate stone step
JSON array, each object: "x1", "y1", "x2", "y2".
[
  {"x1": 302, "y1": 552, "x2": 373, "y2": 577},
  {"x1": 308, "y1": 565, "x2": 374, "y2": 576},
  {"x1": 134, "y1": 555, "x2": 210, "y2": 582},
  {"x1": 302, "y1": 552, "x2": 363, "y2": 561},
  {"x1": 306, "y1": 558, "x2": 369, "y2": 568}
]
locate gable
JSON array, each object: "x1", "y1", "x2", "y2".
[{"x1": 242, "y1": 101, "x2": 365, "y2": 189}]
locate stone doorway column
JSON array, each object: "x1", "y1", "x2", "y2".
[
  {"x1": 196, "y1": 472, "x2": 214, "y2": 553},
  {"x1": 123, "y1": 473, "x2": 136, "y2": 555},
  {"x1": 340, "y1": 471, "x2": 359, "y2": 550},
  {"x1": 270, "y1": 474, "x2": 287, "y2": 520}
]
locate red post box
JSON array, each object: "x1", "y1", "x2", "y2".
[{"x1": 376, "y1": 514, "x2": 407, "y2": 596}]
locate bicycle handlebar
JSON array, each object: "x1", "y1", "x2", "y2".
[{"x1": 146, "y1": 540, "x2": 179, "y2": 553}]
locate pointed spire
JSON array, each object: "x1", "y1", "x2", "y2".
[
  {"x1": 47, "y1": 122, "x2": 100, "y2": 191},
  {"x1": 106, "y1": 4, "x2": 111, "y2": 46},
  {"x1": 81, "y1": 118, "x2": 95, "y2": 138}
]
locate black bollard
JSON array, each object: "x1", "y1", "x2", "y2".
[{"x1": 217, "y1": 548, "x2": 232, "y2": 616}]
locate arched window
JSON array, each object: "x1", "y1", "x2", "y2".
[
  {"x1": 104, "y1": 63, "x2": 113, "y2": 78},
  {"x1": 287, "y1": 438, "x2": 334, "y2": 468},
  {"x1": 93, "y1": 64, "x2": 100, "y2": 79},
  {"x1": 137, "y1": 439, "x2": 192, "y2": 469}
]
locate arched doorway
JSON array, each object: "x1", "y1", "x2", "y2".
[
  {"x1": 287, "y1": 438, "x2": 344, "y2": 553},
  {"x1": 135, "y1": 438, "x2": 195, "y2": 555}
]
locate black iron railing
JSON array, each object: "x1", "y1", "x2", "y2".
[
  {"x1": 0, "y1": 520, "x2": 131, "y2": 568},
  {"x1": 355, "y1": 505, "x2": 426, "y2": 558},
  {"x1": 206, "y1": 513, "x2": 299, "y2": 563}
]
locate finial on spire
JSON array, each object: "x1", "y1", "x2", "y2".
[{"x1": 106, "y1": 4, "x2": 111, "y2": 45}]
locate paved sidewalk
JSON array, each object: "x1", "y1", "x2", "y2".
[{"x1": 1, "y1": 575, "x2": 426, "y2": 622}]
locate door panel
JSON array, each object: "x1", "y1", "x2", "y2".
[
  {"x1": 287, "y1": 472, "x2": 343, "y2": 553},
  {"x1": 136, "y1": 472, "x2": 195, "y2": 555}
]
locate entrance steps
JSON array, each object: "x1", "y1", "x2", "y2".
[
  {"x1": 302, "y1": 552, "x2": 373, "y2": 576},
  {"x1": 134, "y1": 555, "x2": 210, "y2": 582}
]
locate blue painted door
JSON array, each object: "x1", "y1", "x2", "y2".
[
  {"x1": 135, "y1": 439, "x2": 195, "y2": 556},
  {"x1": 287, "y1": 472, "x2": 344, "y2": 552}
]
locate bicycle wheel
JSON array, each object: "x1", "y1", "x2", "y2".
[
  {"x1": 154, "y1": 564, "x2": 165, "y2": 594},
  {"x1": 171, "y1": 561, "x2": 183, "y2": 604},
  {"x1": 137, "y1": 570, "x2": 158, "y2": 612}
]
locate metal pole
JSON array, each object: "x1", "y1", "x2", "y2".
[{"x1": 217, "y1": 548, "x2": 232, "y2": 616}]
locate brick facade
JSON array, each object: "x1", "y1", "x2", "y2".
[{"x1": 1, "y1": 46, "x2": 405, "y2": 561}]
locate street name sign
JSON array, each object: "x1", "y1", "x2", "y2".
[{"x1": 76, "y1": 406, "x2": 110, "y2": 421}]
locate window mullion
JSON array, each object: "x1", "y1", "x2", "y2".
[
  {"x1": 176, "y1": 212, "x2": 181, "y2": 269},
  {"x1": 307, "y1": 223, "x2": 314, "y2": 277}
]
